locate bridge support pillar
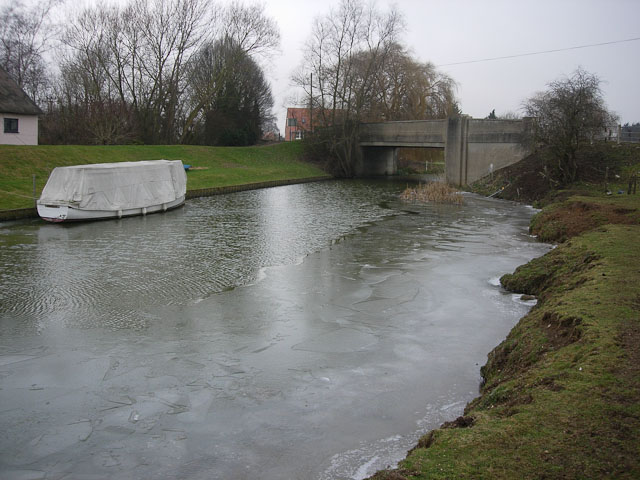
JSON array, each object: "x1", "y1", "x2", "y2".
[
  {"x1": 357, "y1": 146, "x2": 398, "y2": 176},
  {"x1": 445, "y1": 116, "x2": 469, "y2": 186}
]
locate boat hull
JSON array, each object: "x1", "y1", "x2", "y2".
[{"x1": 37, "y1": 196, "x2": 185, "y2": 223}]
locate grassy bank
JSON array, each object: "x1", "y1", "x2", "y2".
[
  {"x1": 0, "y1": 142, "x2": 329, "y2": 210},
  {"x1": 371, "y1": 144, "x2": 640, "y2": 479}
]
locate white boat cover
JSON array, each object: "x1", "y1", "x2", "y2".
[{"x1": 38, "y1": 160, "x2": 187, "y2": 211}]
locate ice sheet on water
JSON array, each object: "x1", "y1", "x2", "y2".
[
  {"x1": 321, "y1": 435, "x2": 406, "y2": 480},
  {"x1": 292, "y1": 328, "x2": 379, "y2": 353}
]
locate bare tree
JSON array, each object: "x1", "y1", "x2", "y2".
[
  {"x1": 58, "y1": 0, "x2": 212, "y2": 144},
  {"x1": 52, "y1": 5, "x2": 136, "y2": 144},
  {"x1": 131, "y1": 0, "x2": 211, "y2": 143},
  {"x1": 293, "y1": 0, "x2": 404, "y2": 176},
  {"x1": 522, "y1": 68, "x2": 617, "y2": 185},
  {"x1": 360, "y1": 42, "x2": 457, "y2": 121},
  {"x1": 220, "y1": 1, "x2": 280, "y2": 59},
  {"x1": 0, "y1": 0, "x2": 61, "y2": 103},
  {"x1": 498, "y1": 111, "x2": 521, "y2": 120},
  {"x1": 45, "y1": 0, "x2": 278, "y2": 145}
]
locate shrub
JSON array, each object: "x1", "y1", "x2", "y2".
[{"x1": 400, "y1": 181, "x2": 464, "y2": 205}]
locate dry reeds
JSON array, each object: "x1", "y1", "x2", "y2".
[{"x1": 400, "y1": 181, "x2": 464, "y2": 205}]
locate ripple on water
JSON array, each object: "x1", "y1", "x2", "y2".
[
  {"x1": 0, "y1": 181, "x2": 401, "y2": 329},
  {"x1": 0, "y1": 183, "x2": 545, "y2": 332}
]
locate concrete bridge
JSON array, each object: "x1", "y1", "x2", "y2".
[{"x1": 357, "y1": 116, "x2": 530, "y2": 185}]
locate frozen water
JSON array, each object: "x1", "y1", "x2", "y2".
[{"x1": 0, "y1": 180, "x2": 550, "y2": 479}]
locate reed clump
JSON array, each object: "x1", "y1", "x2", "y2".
[{"x1": 400, "y1": 181, "x2": 464, "y2": 205}]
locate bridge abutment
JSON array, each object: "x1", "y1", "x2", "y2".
[{"x1": 446, "y1": 117, "x2": 530, "y2": 185}]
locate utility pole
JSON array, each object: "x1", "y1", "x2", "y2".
[{"x1": 309, "y1": 73, "x2": 313, "y2": 135}]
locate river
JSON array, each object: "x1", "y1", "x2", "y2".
[{"x1": 0, "y1": 179, "x2": 549, "y2": 479}]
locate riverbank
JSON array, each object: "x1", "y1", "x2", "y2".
[
  {"x1": 370, "y1": 143, "x2": 640, "y2": 479},
  {"x1": 0, "y1": 142, "x2": 330, "y2": 216}
]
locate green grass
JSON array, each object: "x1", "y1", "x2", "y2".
[
  {"x1": 0, "y1": 142, "x2": 329, "y2": 210},
  {"x1": 528, "y1": 194, "x2": 640, "y2": 243}
]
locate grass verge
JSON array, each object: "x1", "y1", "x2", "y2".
[
  {"x1": 0, "y1": 142, "x2": 329, "y2": 210},
  {"x1": 529, "y1": 195, "x2": 640, "y2": 243}
]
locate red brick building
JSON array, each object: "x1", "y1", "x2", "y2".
[
  {"x1": 284, "y1": 107, "x2": 312, "y2": 141},
  {"x1": 284, "y1": 107, "x2": 345, "y2": 141}
]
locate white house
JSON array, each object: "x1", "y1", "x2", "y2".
[{"x1": 0, "y1": 67, "x2": 42, "y2": 145}]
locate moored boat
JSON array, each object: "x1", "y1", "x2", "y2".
[{"x1": 37, "y1": 160, "x2": 187, "y2": 222}]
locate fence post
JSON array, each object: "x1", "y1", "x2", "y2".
[
  {"x1": 32, "y1": 175, "x2": 36, "y2": 208},
  {"x1": 617, "y1": 124, "x2": 621, "y2": 144}
]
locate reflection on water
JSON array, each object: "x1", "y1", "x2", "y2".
[
  {"x1": 0, "y1": 181, "x2": 399, "y2": 332},
  {"x1": 0, "y1": 180, "x2": 549, "y2": 479}
]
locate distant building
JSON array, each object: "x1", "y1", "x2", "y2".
[
  {"x1": 284, "y1": 107, "x2": 344, "y2": 141},
  {"x1": 261, "y1": 130, "x2": 280, "y2": 143},
  {"x1": 0, "y1": 67, "x2": 42, "y2": 145},
  {"x1": 284, "y1": 107, "x2": 312, "y2": 141}
]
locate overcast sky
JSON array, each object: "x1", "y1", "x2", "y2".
[{"x1": 264, "y1": 0, "x2": 640, "y2": 132}]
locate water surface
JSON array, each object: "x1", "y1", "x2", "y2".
[{"x1": 0, "y1": 180, "x2": 549, "y2": 479}]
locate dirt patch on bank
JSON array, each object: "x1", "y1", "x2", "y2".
[
  {"x1": 539, "y1": 311, "x2": 583, "y2": 349},
  {"x1": 470, "y1": 143, "x2": 640, "y2": 207},
  {"x1": 531, "y1": 200, "x2": 639, "y2": 242},
  {"x1": 472, "y1": 151, "x2": 552, "y2": 204}
]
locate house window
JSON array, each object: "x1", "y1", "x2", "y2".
[
  {"x1": 295, "y1": 131, "x2": 302, "y2": 140},
  {"x1": 4, "y1": 118, "x2": 19, "y2": 133},
  {"x1": 287, "y1": 118, "x2": 297, "y2": 127}
]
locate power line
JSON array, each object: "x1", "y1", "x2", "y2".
[{"x1": 436, "y1": 37, "x2": 640, "y2": 67}]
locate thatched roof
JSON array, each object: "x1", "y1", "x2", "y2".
[{"x1": 0, "y1": 67, "x2": 42, "y2": 115}]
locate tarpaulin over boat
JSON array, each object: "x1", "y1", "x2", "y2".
[{"x1": 38, "y1": 160, "x2": 187, "y2": 211}]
